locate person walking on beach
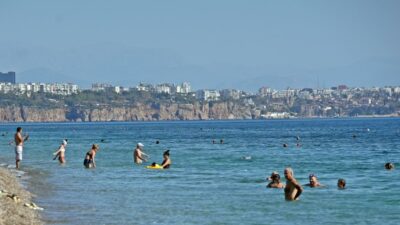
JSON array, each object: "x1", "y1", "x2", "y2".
[
  {"x1": 14, "y1": 127, "x2": 29, "y2": 169},
  {"x1": 83, "y1": 144, "x2": 99, "y2": 168},
  {"x1": 284, "y1": 167, "x2": 303, "y2": 201},
  {"x1": 53, "y1": 139, "x2": 68, "y2": 164},
  {"x1": 133, "y1": 143, "x2": 148, "y2": 164}
]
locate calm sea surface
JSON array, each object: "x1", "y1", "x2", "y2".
[{"x1": 1, "y1": 118, "x2": 399, "y2": 225}]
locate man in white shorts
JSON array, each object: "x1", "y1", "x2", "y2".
[{"x1": 14, "y1": 127, "x2": 26, "y2": 169}]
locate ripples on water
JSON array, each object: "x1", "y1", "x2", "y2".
[{"x1": 0, "y1": 118, "x2": 399, "y2": 225}]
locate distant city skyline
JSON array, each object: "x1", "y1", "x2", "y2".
[{"x1": 1, "y1": 0, "x2": 399, "y2": 90}]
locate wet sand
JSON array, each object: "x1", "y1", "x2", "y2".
[{"x1": 0, "y1": 167, "x2": 43, "y2": 225}]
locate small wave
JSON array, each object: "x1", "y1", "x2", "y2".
[{"x1": 7, "y1": 164, "x2": 14, "y2": 169}]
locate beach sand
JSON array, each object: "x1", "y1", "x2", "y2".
[{"x1": 0, "y1": 167, "x2": 43, "y2": 225}]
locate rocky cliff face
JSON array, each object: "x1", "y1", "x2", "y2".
[{"x1": 0, "y1": 102, "x2": 257, "y2": 122}]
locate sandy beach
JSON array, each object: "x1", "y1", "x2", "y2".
[{"x1": 0, "y1": 167, "x2": 43, "y2": 225}]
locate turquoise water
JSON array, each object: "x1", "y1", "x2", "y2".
[{"x1": 1, "y1": 118, "x2": 400, "y2": 225}]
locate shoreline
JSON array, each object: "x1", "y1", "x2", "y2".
[{"x1": 0, "y1": 166, "x2": 44, "y2": 225}]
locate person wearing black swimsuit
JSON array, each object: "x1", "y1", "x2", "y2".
[
  {"x1": 161, "y1": 150, "x2": 171, "y2": 169},
  {"x1": 84, "y1": 144, "x2": 99, "y2": 168}
]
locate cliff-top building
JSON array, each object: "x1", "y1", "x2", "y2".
[
  {"x1": 176, "y1": 82, "x2": 191, "y2": 94},
  {"x1": 196, "y1": 89, "x2": 220, "y2": 101}
]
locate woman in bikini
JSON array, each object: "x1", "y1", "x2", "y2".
[
  {"x1": 83, "y1": 144, "x2": 99, "y2": 168},
  {"x1": 53, "y1": 139, "x2": 68, "y2": 164}
]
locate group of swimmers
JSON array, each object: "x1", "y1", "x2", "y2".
[
  {"x1": 10, "y1": 127, "x2": 171, "y2": 170},
  {"x1": 267, "y1": 163, "x2": 395, "y2": 201},
  {"x1": 266, "y1": 168, "x2": 346, "y2": 201},
  {"x1": 267, "y1": 168, "x2": 347, "y2": 200},
  {"x1": 7, "y1": 126, "x2": 396, "y2": 201}
]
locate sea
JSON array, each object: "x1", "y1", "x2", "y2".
[{"x1": 0, "y1": 118, "x2": 399, "y2": 225}]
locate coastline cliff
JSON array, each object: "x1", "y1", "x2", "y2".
[{"x1": 0, "y1": 102, "x2": 258, "y2": 122}]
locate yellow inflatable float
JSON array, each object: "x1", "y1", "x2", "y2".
[{"x1": 146, "y1": 164, "x2": 164, "y2": 170}]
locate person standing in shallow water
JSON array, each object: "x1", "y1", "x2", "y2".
[
  {"x1": 84, "y1": 144, "x2": 99, "y2": 168},
  {"x1": 14, "y1": 127, "x2": 28, "y2": 169},
  {"x1": 53, "y1": 139, "x2": 68, "y2": 164},
  {"x1": 284, "y1": 167, "x2": 303, "y2": 201},
  {"x1": 133, "y1": 143, "x2": 148, "y2": 164},
  {"x1": 160, "y1": 150, "x2": 171, "y2": 169}
]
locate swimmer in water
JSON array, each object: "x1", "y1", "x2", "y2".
[
  {"x1": 267, "y1": 171, "x2": 284, "y2": 188},
  {"x1": 305, "y1": 174, "x2": 324, "y2": 188},
  {"x1": 337, "y1": 178, "x2": 346, "y2": 189},
  {"x1": 242, "y1": 156, "x2": 252, "y2": 160},
  {"x1": 283, "y1": 143, "x2": 288, "y2": 148},
  {"x1": 284, "y1": 167, "x2": 303, "y2": 201},
  {"x1": 220, "y1": 139, "x2": 224, "y2": 144},
  {"x1": 53, "y1": 139, "x2": 68, "y2": 164},
  {"x1": 385, "y1": 162, "x2": 395, "y2": 170}
]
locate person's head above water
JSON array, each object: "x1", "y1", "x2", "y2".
[
  {"x1": 62, "y1": 139, "x2": 68, "y2": 146},
  {"x1": 337, "y1": 179, "x2": 346, "y2": 189},
  {"x1": 268, "y1": 171, "x2": 281, "y2": 182},
  {"x1": 284, "y1": 167, "x2": 294, "y2": 179},
  {"x1": 92, "y1": 144, "x2": 99, "y2": 151},
  {"x1": 308, "y1": 174, "x2": 320, "y2": 187},
  {"x1": 163, "y1": 150, "x2": 170, "y2": 157},
  {"x1": 16, "y1": 127, "x2": 22, "y2": 132},
  {"x1": 385, "y1": 162, "x2": 395, "y2": 170}
]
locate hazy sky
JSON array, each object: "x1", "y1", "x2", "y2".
[{"x1": 0, "y1": 0, "x2": 399, "y2": 90}]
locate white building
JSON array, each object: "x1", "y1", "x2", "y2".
[
  {"x1": 156, "y1": 84, "x2": 172, "y2": 94},
  {"x1": 0, "y1": 82, "x2": 79, "y2": 95},
  {"x1": 105, "y1": 86, "x2": 122, "y2": 94},
  {"x1": 176, "y1": 82, "x2": 191, "y2": 94},
  {"x1": 258, "y1": 87, "x2": 273, "y2": 97},
  {"x1": 136, "y1": 83, "x2": 153, "y2": 92},
  {"x1": 196, "y1": 89, "x2": 220, "y2": 101}
]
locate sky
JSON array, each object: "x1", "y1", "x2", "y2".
[{"x1": 0, "y1": 0, "x2": 399, "y2": 91}]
